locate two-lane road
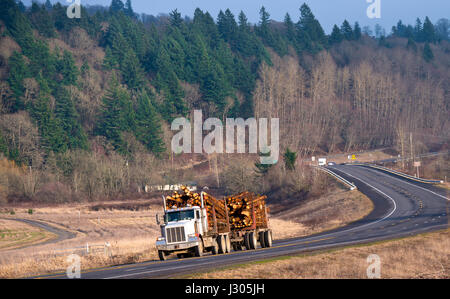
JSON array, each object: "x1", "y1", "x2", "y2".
[{"x1": 34, "y1": 164, "x2": 448, "y2": 279}]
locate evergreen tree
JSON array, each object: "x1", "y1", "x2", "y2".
[
  {"x1": 103, "y1": 46, "x2": 119, "y2": 70},
  {"x1": 414, "y1": 18, "x2": 423, "y2": 41},
  {"x1": 124, "y1": 0, "x2": 134, "y2": 17},
  {"x1": 7, "y1": 51, "x2": 29, "y2": 111},
  {"x1": 121, "y1": 48, "x2": 145, "y2": 89},
  {"x1": 329, "y1": 24, "x2": 343, "y2": 45},
  {"x1": 1, "y1": 0, "x2": 34, "y2": 50},
  {"x1": 169, "y1": 9, "x2": 183, "y2": 28},
  {"x1": 134, "y1": 90, "x2": 165, "y2": 155},
  {"x1": 283, "y1": 147, "x2": 297, "y2": 171},
  {"x1": 154, "y1": 46, "x2": 186, "y2": 120},
  {"x1": 341, "y1": 20, "x2": 353, "y2": 40},
  {"x1": 284, "y1": 13, "x2": 296, "y2": 43},
  {"x1": 256, "y1": 6, "x2": 288, "y2": 56},
  {"x1": 217, "y1": 9, "x2": 238, "y2": 43},
  {"x1": 30, "y1": 94, "x2": 67, "y2": 154},
  {"x1": 97, "y1": 76, "x2": 136, "y2": 153},
  {"x1": 297, "y1": 3, "x2": 327, "y2": 52},
  {"x1": 57, "y1": 50, "x2": 79, "y2": 85},
  {"x1": 238, "y1": 11, "x2": 249, "y2": 30},
  {"x1": 17, "y1": 1, "x2": 26, "y2": 12},
  {"x1": 422, "y1": 17, "x2": 436, "y2": 43},
  {"x1": 258, "y1": 6, "x2": 271, "y2": 39},
  {"x1": 110, "y1": 0, "x2": 124, "y2": 13},
  {"x1": 423, "y1": 43, "x2": 434, "y2": 62},
  {"x1": 54, "y1": 87, "x2": 88, "y2": 150},
  {"x1": 44, "y1": 0, "x2": 52, "y2": 10}
]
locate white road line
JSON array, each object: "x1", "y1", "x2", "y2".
[
  {"x1": 104, "y1": 255, "x2": 260, "y2": 279},
  {"x1": 281, "y1": 167, "x2": 399, "y2": 243},
  {"x1": 105, "y1": 263, "x2": 207, "y2": 279},
  {"x1": 329, "y1": 167, "x2": 398, "y2": 227},
  {"x1": 364, "y1": 166, "x2": 448, "y2": 200}
]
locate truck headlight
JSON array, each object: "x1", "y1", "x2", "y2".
[{"x1": 157, "y1": 237, "x2": 165, "y2": 241}]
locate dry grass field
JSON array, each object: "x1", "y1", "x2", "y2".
[
  {"x1": 0, "y1": 201, "x2": 162, "y2": 278},
  {"x1": 189, "y1": 229, "x2": 450, "y2": 279},
  {"x1": 0, "y1": 187, "x2": 372, "y2": 278},
  {"x1": 0, "y1": 219, "x2": 56, "y2": 250}
]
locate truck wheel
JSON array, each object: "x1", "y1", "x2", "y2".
[
  {"x1": 211, "y1": 240, "x2": 218, "y2": 255},
  {"x1": 194, "y1": 241, "x2": 203, "y2": 257},
  {"x1": 259, "y1": 231, "x2": 266, "y2": 248},
  {"x1": 217, "y1": 235, "x2": 226, "y2": 254},
  {"x1": 248, "y1": 231, "x2": 257, "y2": 250},
  {"x1": 264, "y1": 230, "x2": 273, "y2": 247},
  {"x1": 225, "y1": 235, "x2": 231, "y2": 253},
  {"x1": 244, "y1": 233, "x2": 251, "y2": 250},
  {"x1": 158, "y1": 250, "x2": 167, "y2": 261}
]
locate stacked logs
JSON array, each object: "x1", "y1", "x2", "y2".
[
  {"x1": 165, "y1": 186, "x2": 229, "y2": 232},
  {"x1": 225, "y1": 192, "x2": 268, "y2": 230},
  {"x1": 165, "y1": 186, "x2": 268, "y2": 231}
]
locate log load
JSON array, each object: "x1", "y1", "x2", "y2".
[
  {"x1": 165, "y1": 186, "x2": 268, "y2": 231},
  {"x1": 225, "y1": 192, "x2": 268, "y2": 230},
  {"x1": 165, "y1": 186, "x2": 228, "y2": 232}
]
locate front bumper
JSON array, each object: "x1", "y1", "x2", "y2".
[{"x1": 156, "y1": 240, "x2": 199, "y2": 251}]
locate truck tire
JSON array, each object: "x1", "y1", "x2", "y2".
[
  {"x1": 259, "y1": 231, "x2": 266, "y2": 248},
  {"x1": 225, "y1": 235, "x2": 231, "y2": 253},
  {"x1": 217, "y1": 235, "x2": 226, "y2": 254},
  {"x1": 244, "y1": 232, "x2": 251, "y2": 250},
  {"x1": 264, "y1": 230, "x2": 273, "y2": 247},
  {"x1": 232, "y1": 243, "x2": 242, "y2": 251},
  {"x1": 248, "y1": 231, "x2": 257, "y2": 250},
  {"x1": 211, "y1": 240, "x2": 218, "y2": 255},
  {"x1": 194, "y1": 240, "x2": 203, "y2": 257},
  {"x1": 158, "y1": 250, "x2": 167, "y2": 261}
]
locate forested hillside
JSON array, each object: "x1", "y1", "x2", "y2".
[{"x1": 0, "y1": 0, "x2": 448, "y2": 202}]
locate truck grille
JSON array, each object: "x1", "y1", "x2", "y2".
[{"x1": 166, "y1": 226, "x2": 186, "y2": 243}]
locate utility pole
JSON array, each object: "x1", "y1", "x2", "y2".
[{"x1": 409, "y1": 132, "x2": 414, "y2": 163}]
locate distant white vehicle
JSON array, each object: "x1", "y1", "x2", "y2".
[{"x1": 318, "y1": 158, "x2": 327, "y2": 166}]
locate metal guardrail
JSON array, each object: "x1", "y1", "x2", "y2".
[
  {"x1": 51, "y1": 242, "x2": 112, "y2": 257},
  {"x1": 316, "y1": 166, "x2": 357, "y2": 190},
  {"x1": 354, "y1": 164, "x2": 444, "y2": 184}
]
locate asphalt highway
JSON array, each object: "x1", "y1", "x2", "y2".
[{"x1": 34, "y1": 164, "x2": 448, "y2": 279}]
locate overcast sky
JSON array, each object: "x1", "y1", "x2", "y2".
[{"x1": 28, "y1": 0, "x2": 450, "y2": 33}]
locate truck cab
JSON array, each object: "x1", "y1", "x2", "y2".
[{"x1": 156, "y1": 205, "x2": 205, "y2": 259}]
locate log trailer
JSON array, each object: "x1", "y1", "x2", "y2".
[{"x1": 155, "y1": 187, "x2": 272, "y2": 260}]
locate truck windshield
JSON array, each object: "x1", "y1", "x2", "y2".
[{"x1": 166, "y1": 210, "x2": 195, "y2": 222}]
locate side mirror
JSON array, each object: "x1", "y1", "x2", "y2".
[{"x1": 156, "y1": 214, "x2": 160, "y2": 225}]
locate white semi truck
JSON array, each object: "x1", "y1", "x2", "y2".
[{"x1": 155, "y1": 192, "x2": 272, "y2": 260}]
